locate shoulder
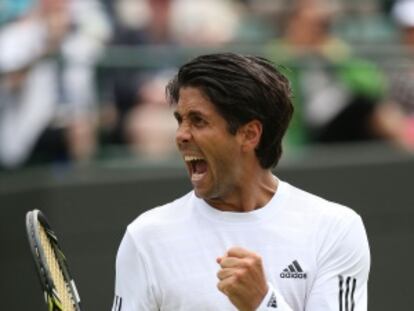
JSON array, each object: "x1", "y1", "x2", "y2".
[
  {"x1": 281, "y1": 181, "x2": 363, "y2": 231},
  {"x1": 281, "y1": 182, "x2": 370, "y2": 271},
  {"x1": 126, "y1": 191, "x2": 194, "y2": 241}
]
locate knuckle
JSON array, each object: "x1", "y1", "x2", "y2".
[
  {"x1": 249, "y1": 254, "x2": 262, "y2": 266},
  {"x1": 234, "y1": 269, "x2": 247, "y2": 282},
  {"x1": 227, "y1": 280, "x2": 237, "y2": 293},
  {"x1": 251, "y1": 252, "x2": 262, "y2": 261},
  {"x1": 233, "y1": 270, "x2": 242, "y2": 280},
  {"x1": 245, "y1": 258, "x2": 255, "y2": 268},
  {"x1": 217, "y1": 282, "x2": 225, "y2": 292}
]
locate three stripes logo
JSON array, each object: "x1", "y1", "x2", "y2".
[
  {"x1": 266, "y1": 292, "x2": 278, "y2": 309},
  {"x1": 280, "y1": 260, "x2": 307, "y2": 279},
  {"x1": 112, "y1": 295, "x2": 123, "y2": 311},
  {"x1": 338, "y1": 275, "x2": 357, "y2": 311}
]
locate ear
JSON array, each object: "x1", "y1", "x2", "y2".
[{"x1": 238, "y1": 120, "x2": 262, "y2": 152}]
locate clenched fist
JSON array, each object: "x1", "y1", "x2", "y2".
[{"x1": 217, "y1": 247, "x2": 268, "y2": 311}]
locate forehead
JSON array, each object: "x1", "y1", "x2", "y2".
[{"x1": 175, "y1": 87, "x2": 219, "y2": 116}]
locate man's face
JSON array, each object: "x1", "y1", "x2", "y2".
[{"x1": 174, "y1": 87, "x2": 244, "y2": 201}]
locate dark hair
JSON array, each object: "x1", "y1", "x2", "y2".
[{"x1": 166, "y1": 53, "x2": 293, "y2": 168}]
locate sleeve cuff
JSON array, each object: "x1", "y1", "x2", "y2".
[
  {"x1": 256, "y1": 282, "x2": 278, "y2": 310},
  {"x1": 256, "y1": 282, "x2": 293, "y2": 310}
]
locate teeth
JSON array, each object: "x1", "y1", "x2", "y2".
[{"x1": 184, "y1": 156, "x2": 204, "y2": 162}]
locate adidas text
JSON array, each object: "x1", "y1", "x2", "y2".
[{"x1": 280, "y1": 272, "x2": 307, "y2": 279}]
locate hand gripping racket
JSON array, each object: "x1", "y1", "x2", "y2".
[{"x1": 26, "y1": 209, "x2": 81, "y2": 311}]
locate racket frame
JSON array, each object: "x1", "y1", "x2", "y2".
[{"x1": 26, "y1": 209, "x2": 81, "y2": 311}]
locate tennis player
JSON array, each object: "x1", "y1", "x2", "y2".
[{"x1": 112, "y1": 53, "x2": 370, "y2": 311}]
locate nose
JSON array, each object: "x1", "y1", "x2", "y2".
[{"x1": 176, "y1": 122, "x2": 192, "y2": 145}]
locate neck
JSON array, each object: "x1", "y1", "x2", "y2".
[{"x1": 205, "y1": 170, "x2": 278, "y2": 212}]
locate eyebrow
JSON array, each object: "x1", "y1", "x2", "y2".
[{"x1": 174, "y1": 109, "x2": 206, "y2": 120}]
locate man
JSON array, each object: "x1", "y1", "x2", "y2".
[{"x1": 113, "y1": 53, "x2": 370, "y2": 311}]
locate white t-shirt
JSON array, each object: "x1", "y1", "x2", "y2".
[{"x1": 113, "y1": 180, "x2": 370, "y2": 311}]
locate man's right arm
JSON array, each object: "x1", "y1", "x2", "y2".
[{"x1": 113, "y1": 230, "x2": 158, "y2": 311}]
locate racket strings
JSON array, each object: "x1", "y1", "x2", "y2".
[{"x1": 39, "y1": 225, "x2": 76, "y2": 311}]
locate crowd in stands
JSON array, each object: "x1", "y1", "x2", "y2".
[{"x1": 0, "y1": 0, "x2": 413, "y2": 170}]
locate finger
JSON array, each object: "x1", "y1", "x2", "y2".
[
  {"x1": 219, "y1": 256, "x2": 244, "y2": 268},
  {"x1": 217, "y1": 275, "x2": 237, "y2": 296},
  {"x1": 226, "y1": 246, "x2": 257, "y2": 258},
  {"x1": 217, "y1": 268, "x2": 237, "y2": 281}
]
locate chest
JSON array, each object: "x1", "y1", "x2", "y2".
[{"x1": 146, "y1": 225, "x2": 316, "y2": 310}]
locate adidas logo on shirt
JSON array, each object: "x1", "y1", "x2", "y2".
[
  {"x1": 266, "y1": 292, "x2": 278, "y2": 308},
  {"x1": 280, "y1": 260, "x2": 307, "y2": 279}
]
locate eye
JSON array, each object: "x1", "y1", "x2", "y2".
[
  {"x1": 174, "y1": 112, "x2": 182, "y2": 125},
  {"x1": 191, "y1": 115, "x2": 207, "y2": 128}
]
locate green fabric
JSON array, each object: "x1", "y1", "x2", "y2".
[
  {"x1": 267, "y1": 40, "x2": 386, "y2": 147},
  {"x1": 337, "y1": 59, "x2": 386, "y2": 99},
  {"x1": 277, "y1": 65, "x2": 308, "y2": 146}
]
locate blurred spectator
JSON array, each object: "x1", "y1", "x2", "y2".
[
  {"x1": 124, "y1": 70, "x2": 177, "y2": 159},
  {"x1": 106, "y1": 0, "x2": 172, "y2": 45},
  {"x1": 98, "y1": 0, "x2": 174, "y2": 148},
  {"x1": 0, "y1": 0, "x2": 111, "y2": 169},
  {"x1": 383, "y1": 0, "x2": 414, "y2": 147},
  {"x1": 267, "y1": 0, "x2": 400, "y2": 147},
  {"x1": 168, "y1": 0, "x2": 242, "y2": 45},
  {"x1": 390, "y1": 0, "x2": 414, "y2": 111},
  {"x1": 98, "y1": 0, "x2": 243, "y2": 154}
]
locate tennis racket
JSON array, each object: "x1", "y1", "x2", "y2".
[{"x1": 26, "y1": 209, "x2": 81, "y2": 311}]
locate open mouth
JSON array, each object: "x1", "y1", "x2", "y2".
[{"x1": 184, "y1": 155, "x2": 208, "y2": 182}]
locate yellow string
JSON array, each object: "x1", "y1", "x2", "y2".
[{"x1": 39, "y1": 225, "x2": 75, "y2": 311}]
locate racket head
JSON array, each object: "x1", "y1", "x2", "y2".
[{"x1": 26, "y1": 209, "x2": 81, "y2": 311}]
